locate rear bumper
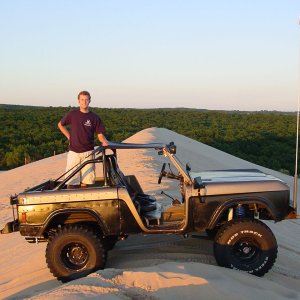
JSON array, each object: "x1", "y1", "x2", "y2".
[{"x1": 0, "y1": 220, "x2": 19, "y2": 234}]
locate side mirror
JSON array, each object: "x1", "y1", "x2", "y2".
[
  {"x1": 170, "y1": 144, "x2": 176, "y2": 154},
  {"x1": 186, "y1": 163, "x2": 191, "y2": 172},
  {"x1": 193, "y1": 176, "x2": 205, "y2": 189}
]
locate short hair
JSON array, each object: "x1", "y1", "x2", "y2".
[{"x1": 78, "y1": 91, "x2": 91, "y2": 100}]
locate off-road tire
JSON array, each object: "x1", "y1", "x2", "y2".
[
  {"x1": 213, "y1": 219, "x2": 277, "y2": 276},
  {"x1": 46, "y1": 225, "x2": 107, "y2": 282}
]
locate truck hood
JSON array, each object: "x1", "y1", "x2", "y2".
[{"x1": 190, "y1": 169, "x2": 289, "y2": 196}]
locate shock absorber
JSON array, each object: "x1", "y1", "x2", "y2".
[{"x1": 235, "y1": 204, "x2": 246, "y2": 218}]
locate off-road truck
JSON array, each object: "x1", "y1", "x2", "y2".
[{"x1": 1, "y1": 142, "x2": 297, "y2": 281}]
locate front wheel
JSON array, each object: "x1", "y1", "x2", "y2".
[
  {"x1": 213, "y1": 219, "x2": 277, "y2": 276},
  {"x1": 46, "y1": 225, "x2": 107, "y2": 282}
]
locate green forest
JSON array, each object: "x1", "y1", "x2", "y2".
[{"x1": 0, "y1": 104, "x2": 297, "y2": 175}]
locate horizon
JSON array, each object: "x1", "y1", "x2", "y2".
[
  {"x1": 0, "y1": 1, "x2": 299, "y2": 111},
  {"x1": 0, "y1": 102, "x2": 297, "y2": 113},
  {"x1": 0, "y1": 103, "x2": 297, "y2": 114}
]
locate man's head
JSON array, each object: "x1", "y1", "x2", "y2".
[
  {"x1": 78, "y1": 91, "x2": 91, "y2": 112},
  {"x1": 78, "y1": 91, "x2": 91, "y2": 100}
]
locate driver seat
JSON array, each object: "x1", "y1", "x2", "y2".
[{"x1": 108, "y1": 156, "x2": 157, "y2": 213}]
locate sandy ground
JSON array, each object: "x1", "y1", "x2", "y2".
[{"x1": 0, "y1": 127, "x2": 300, "y2": 299}]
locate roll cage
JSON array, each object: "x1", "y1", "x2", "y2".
[{"x1": 54, "y1": 141, "x2": 191, "y2": 190}]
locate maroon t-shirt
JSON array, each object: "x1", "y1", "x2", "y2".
[{"x1": 60, "y1": 109, "x2": 106, "y2": 153}]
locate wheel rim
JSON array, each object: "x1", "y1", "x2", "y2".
[
  {"x1": 61, "y1": 242, "x2": 89, "y2": 270},
  {"x1": 232, "y1": 238, "x2": 260, "y2": 263}
]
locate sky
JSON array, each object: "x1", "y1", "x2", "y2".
[{"x1": 0, "y1": 0, "x2": 299, "y2": 111}]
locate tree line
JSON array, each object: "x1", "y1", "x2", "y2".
[{"x1": 0, "y1": 104, "x2": 297, "y2": 175}]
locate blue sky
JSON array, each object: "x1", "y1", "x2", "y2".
[{"x1": 0, "y1": 0, "x2": 299, "y2": 111}]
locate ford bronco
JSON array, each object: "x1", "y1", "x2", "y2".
[{"x1": 1, "y1": 142, "x2": 297, "y2": 281}]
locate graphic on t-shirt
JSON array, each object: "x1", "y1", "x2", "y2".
[{"x1": 84, "y1": 120, "x2": 92, "y2": 127}]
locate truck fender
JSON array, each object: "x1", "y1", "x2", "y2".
[
  {"x1": 206, "y1": 196, "x2": 278, "y2": 229},
  {"x1": 41, "y1": 208, "x2": 109, "y2": 236}
]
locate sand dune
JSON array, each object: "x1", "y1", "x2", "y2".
[{"x1": 0, "y1": 128, "x2": 300, "y2": 299}]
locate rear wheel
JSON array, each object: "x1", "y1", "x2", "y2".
[
  {"x1": 46, "y1": 225, "x2": 107, "y2": 282},
  {"x1": 213, "y1": 219, "x2": 277, "y2": 276}
]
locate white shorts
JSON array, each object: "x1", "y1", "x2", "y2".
[{"x1": 65, "y1": 150, "x2": 95, "y2": 185}]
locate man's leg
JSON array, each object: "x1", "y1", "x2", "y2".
[
  {"x1": 80, "y1": 151, "x2": 95, "y2": 186},
  {"x1": 65, "y1": 151, "x2": 81, "y2": 187}
]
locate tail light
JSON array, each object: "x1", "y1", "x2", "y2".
[{"x1": 21, "y1": 212, "x2": 27, "y2": 223}]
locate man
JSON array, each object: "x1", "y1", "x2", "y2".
[{"x1": 58, "y1": 91, "x2": 109, "y2": 188}]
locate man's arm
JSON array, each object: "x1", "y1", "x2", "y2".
[
  {"x1": 97, "y1": 133, "x2": 109, "y2": 147},
  {"x1": 58, "y1": 121, "x2": 70, "y2": 141}
]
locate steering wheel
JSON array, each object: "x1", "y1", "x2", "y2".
[{"x1": 158, "y1": 163, "x2": 166, "y2": 184}]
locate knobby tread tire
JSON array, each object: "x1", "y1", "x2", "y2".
[
  {"x1": 213, "y1": 219, "x2": 277, "y2": 276},
  {"x1": 45, "y1": 225, "x2": 107, "y2": 282}
]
